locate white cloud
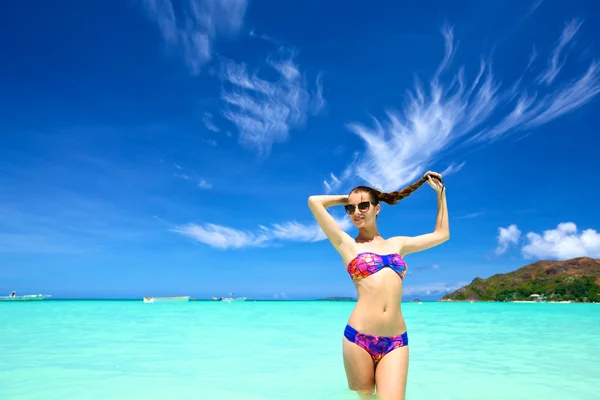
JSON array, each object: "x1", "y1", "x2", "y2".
[
  {"x1": 454, "y1": 212, "x2": 484, "y2": 220},
  {"x1": 521, "y1": 222, "x2": 600, "y2": 260},
  {"x1": 203, "y1": 112, "x2": 221, "y2": 132},
  {"x1": 141, "y1": 0, "x2": 247, "y2": 75},
  {"x1": 325, "y1": 19, "x2": 600, "y2": 193},
  {"x1": 440, "y1": 161, "x2": 466, "y2": 176},
  {"x1": 536, "y1": 19, "x2": 582, "y2": 86},
  {"x1": 324, "y1": 152, "x2": 360, "y2": 194},
  {"x1": 172, "y1": 215, "x2": 352, "y2": 249},
  {"x1": 495, "y1": 224, "x2": 522, "y2": 255},
  {"x1": 172, "y1": 223, "x2": 269, "y2": 249},
  {"x1": 219, "y1": 47, "x2": 326, "y2": 157},
  {"x1": 527, "y1": 0, "x2": 545, "y2": 18},
  {"x1": 323, "y1": 173, "x2": 340, "y2": 193},
  {"x1": 198, "y1": 179, "x2": 213, "y2": 189},
  {"x1": 175, "y1": 173, "x2": 191, "y2": 180},
  {"x1": 273, "y1": 292, "x2": 288, "y2": 299}
]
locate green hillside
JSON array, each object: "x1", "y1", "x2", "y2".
[{"x1": 441, "y1": 257, "x2": 600, "y2": 302}]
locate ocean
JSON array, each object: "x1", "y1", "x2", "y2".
[{"x1": 0, "y1": 300, "x2": 598, "y2": 399}]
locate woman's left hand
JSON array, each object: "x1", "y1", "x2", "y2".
[{"x1": 424, "y1": 171, "x2": 444, "y2": 193}]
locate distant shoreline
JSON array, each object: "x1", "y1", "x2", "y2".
[
  {"x1": 4, "y1": 298, "x2": 598, "y2": 304},
  {"x1": 13, "y1": 297, "x2": 439, "y2": 302},
  {"x1": 437, "y1": 299, "x2": 598, "y2": 303}
]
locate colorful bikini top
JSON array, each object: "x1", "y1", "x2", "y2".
[{"x1": 347, "y1": 252, "x2": 408, "y2": 282}]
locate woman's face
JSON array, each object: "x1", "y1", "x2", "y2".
[{"x1": 346, "y1": 191, "x2": 379, "y2": 228}]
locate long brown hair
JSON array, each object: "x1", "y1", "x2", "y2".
[{"x1": 349, "y1": 173, "x2": 445, "y2": 205}]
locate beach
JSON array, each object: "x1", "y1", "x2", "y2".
[{"x1": 1, "y1": 300, "x2": 598, "y2": 399}]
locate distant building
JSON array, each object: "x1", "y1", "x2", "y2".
[{"x1": 529, "y1": 294, "x2": 542, "y2": 302}]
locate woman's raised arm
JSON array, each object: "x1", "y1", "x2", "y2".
[
  {"x1": 308, "y1": 195, "x2": 352, "y2": 249},
  {"x1": 399, "y1": 174, "x2": 450, "y2": 256}
]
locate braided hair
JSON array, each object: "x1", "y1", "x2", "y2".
[{"x1": 349, "y1": 173, "x2": 445, "y2": 205}]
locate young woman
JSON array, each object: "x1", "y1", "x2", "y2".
[{"x1": 308, "y1": 171, "x2": 449, "y2": 399}]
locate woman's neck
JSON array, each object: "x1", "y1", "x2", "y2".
[{"x1": 356, "y1": 226, "x2": 382, "y2": 243}]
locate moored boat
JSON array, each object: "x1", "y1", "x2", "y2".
[
  {"x1": 143, "y1": 296, "x2": 190, "y2": 303},
  {"x1": 0, "y1": 294, "x2": 49, "y2": 301},
  {"x1": 218, "y1": 293, "x2": 246, "y2": 302}
]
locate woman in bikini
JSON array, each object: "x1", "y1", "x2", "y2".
[{"x1": 308, "y1": 171, "x2": 449, "y2": 400}]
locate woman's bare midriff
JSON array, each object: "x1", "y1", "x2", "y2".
[{"x1": 346, "y1": 267, "x2": 407, "y2": 337}]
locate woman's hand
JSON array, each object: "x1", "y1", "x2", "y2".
[{"x1": 424, "y1": 171, "x2": 444, "y2": 193}]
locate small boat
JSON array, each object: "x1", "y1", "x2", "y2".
[
  {"x1": 220, "y1": 297, "x2": 246, "y2": 302},
  {"x1": 218, "y1": 293, "x2": 246, "y2": 302},
  {"x1": 143, "y1": 296, "x2": 190, "y2": 303},
  {"x1": 0, "y1": 294, "x2": 49, "y2": 301}
]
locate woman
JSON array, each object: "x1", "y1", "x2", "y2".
[{"x1": 308, "y1": 171, "x2": 449, "y2": 399}]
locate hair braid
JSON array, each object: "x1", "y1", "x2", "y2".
[{"x1": 350, "y1": 173, "x2": 444, "y2": 206}]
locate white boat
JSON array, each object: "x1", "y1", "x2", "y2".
[
  {"x1": 220, "y1": 297, "x2": 246, "y2": 302},
  {"x1": 219, "y1": 293, "x2": 246, "y2": 302},
  {"x1": 0, "y1": 294, "x2": 49, "y2": 301},
  {"x1": 143, "y1": 296, "x2": 190, "y2": 303}
]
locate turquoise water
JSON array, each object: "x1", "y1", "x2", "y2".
[{"x1": 1, "y1": 301, "x2": 599, "y2": 399}]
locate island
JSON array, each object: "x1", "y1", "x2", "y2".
[
  {"x1": 316, "y1": 296, "x2": 356, "y2": 301},
  {"x1": 440, "y1": 257, "x2": 600, "y2": 303}
]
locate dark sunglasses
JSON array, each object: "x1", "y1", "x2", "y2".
[{"x1": 344, "y1": 201, "x2": 375, "y2": 215}]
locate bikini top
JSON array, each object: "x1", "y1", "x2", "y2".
[{"x1": 347, "y1": 252, "x2": 408, "y2": 282}]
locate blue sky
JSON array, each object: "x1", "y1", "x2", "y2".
[{"x1": 1, "y1": 0, "x2": 600, "y2": 300}]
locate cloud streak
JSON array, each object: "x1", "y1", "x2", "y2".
[
  {"x1": 141, "y1": 0, "x2": 247, "y2": 75},
  {"x1": 535, "y1": 18, "x2": 582, "y2": 86},
  {"x1": 202, "y1": 112, "x2": 221, "y2": 132},
  {"x1": 440, "y1": 161, "x2": 466, "y2": 176},
  {"x1": 219, "y1": 47, "x2": 326, "y2": 156},
  {"x1": 172, "y1": 215, "x2": 352, "y2": 249},
  {"x1": 454, "y1": 211, "x2": 485, "y2": 220},
  {"x1": 173, "y1": 163, "x2": 213, "y2": 189},
  {"x1": 325, "y1": 19, "x2": 600, "y2": 193}
]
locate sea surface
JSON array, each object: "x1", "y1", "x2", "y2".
[{"x1": 1, "y1": 300, "x2": 598, "y2": 399}]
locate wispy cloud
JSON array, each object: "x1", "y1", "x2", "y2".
[
  {"x1": 219, "y1": 46, "x2": 326, "y2": 156},
  {"x1": 198, "y1": 179, "x2": 213, "y2": 189},
  {"x1": 141, "y1": 0, "x2": 247, "y2": 75},
  {"x1": 202, "y1": 112, "x2": 221, "y2": 132},
  {"x1": 325, "y1": 19, "x2": 600, "y2": 193},
  {"x1": 323, "y1": 152, "x2": 360, "y2": 194},
  {"x1": 273, "y1": 292, "x2": 288, "y2": 300},
  {"x1": 536, "y1": 19, "x2": 582, "y2": 85},
  {"x1": 526, "y1": 0, "x2": 545, "y2": 18},
  {"x1": 440, "y1": 161, "x2": 466, "y2": 176},
  {"x1": 454, "y1": 211, "x2": 485, "y2": 220},
  {"x1": 172, "y1": 215, "x2": 352, "y2": 249},
  {"x1": 323, "y1": 173, "x2": 341, "y2": 193},
  {"x1": 495, "y1": 224, "x2": 522, "y2": 255},
  {"x1": 173, "y1": 164, "x2": 213, "y2": 189}
]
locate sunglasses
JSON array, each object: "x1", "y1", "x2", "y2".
[{"x1": 344, "y1": 201, "x2": 376, "y2": 215}]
